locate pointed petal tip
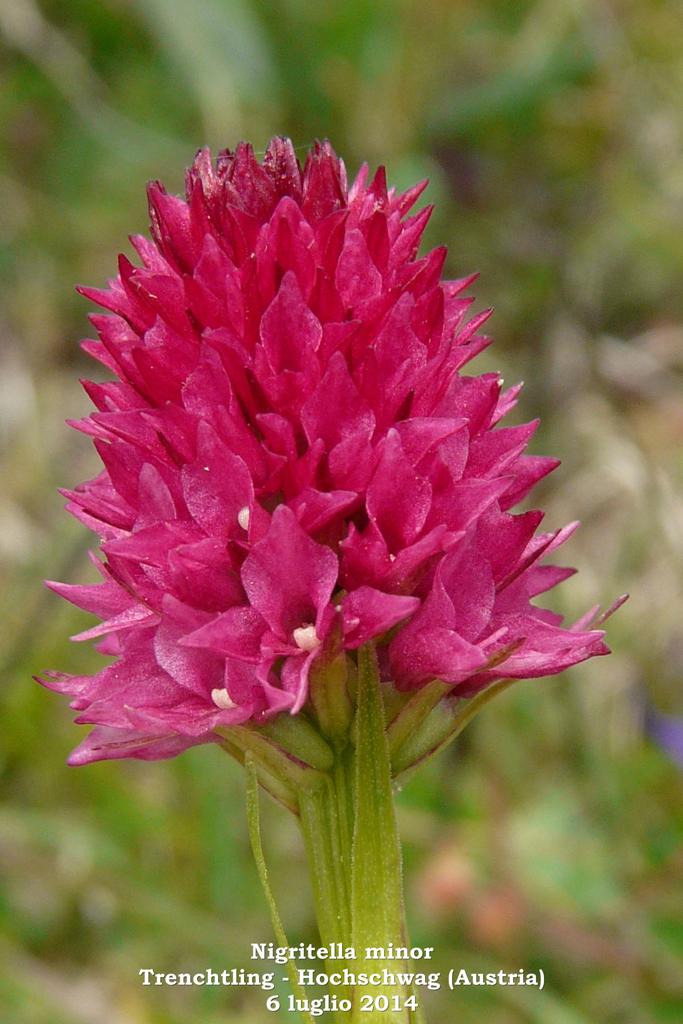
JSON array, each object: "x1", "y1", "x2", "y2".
[
  {"x1": 594, "y1": 593, "x2": 629, "y2": 627},
  {"x1": 603, "y1": 592, "x2": 629, "y2": 616}
]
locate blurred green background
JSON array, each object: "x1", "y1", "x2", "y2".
[{"x1": 1, "y1": 1, "x2": 682, "y2": 1021}]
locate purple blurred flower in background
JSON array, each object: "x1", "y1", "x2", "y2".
[{"x1": 645, "y1": 705, "x2": 683, "y2": 769}]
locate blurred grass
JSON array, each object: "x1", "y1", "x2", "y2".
[{"x1": 1, "y1": 1, "x2": 683, "y2": 1022}]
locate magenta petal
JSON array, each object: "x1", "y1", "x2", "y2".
[
  {"x1": 153, "y1": 599, "x2": 223, "y2": 697},
  {"x1": 340, "y1": 520, "x2": 392, "y2": 590},
  {"x1": 497, "y1": 564, "x2": 576, "y2": 610},
  {"x1": 290, "y1": 487, "x2": 360, "y2": 534},
  {"x1": 381, "y1": 524, "x2": 450, "y2": 593},
  {"x1": 71, "y1": 604, "x2": 159, "y2": 642},
  {"x1": 135, "y1": 464, "x2": 177, "y2": 527},
  {"x1": 437, "y1": 540, "x2": 495, "y2": 641},
  {"x1": 327, "y1": 429, "x2": 376, "y2": 491},
  {"x1": 342, "y1": 587, "x2": 420, "y2": 648},
  {"x1": 103, "y1": 522, "x2": 199, "y2": 567},
  {"x1": 241, "y1": 505, "x2": 338, "y2": 637},
  {"x1": 301, "y1": 350, "x2": 375, "y2": 449},
  {"x1": 167, "y1": 538, "x2": 245, "y2": 611},
  {"x1": 260, "y1": 270, "x2": 322, "y2": 373},
  {"x1": 181, "y1": 605, "x2": 265, "y2": 661},
  {"x1": 394, "y1": 417, "x2": 465, "y2": 468},
  {"x1": 181, "y1": 421, "x2": 254, "y2": 539},
  {"x1": 497, "y1": 521, "x2": 579, "y2": 593},
  {"x1": 457, "y1": 618, "x2": 608, "y2": 692},
  {"x1": 366, "y1": 430, "x2": 432, "y2": 551},
  {"x1": 466, "y1": 420, "x2": 539, "y2": 477},
  {"x1": 476, "y1": 508, "x2": 544, "y2": 584},
  {"x1": 493, "y1": 382, "x2": 523, "y2": 423},
  {"x1": 389, "y1": 626, "x2": 487, "y2": 689},
  {"x1": 256, "y1": 412, "x2": 297, "y2": 461},
  {"x1": 67, "y1": 726, "x2": 209, "y2": 765},
  {"x1": 223, "y1": 658, "x2": 267, "y2": 716},
  {"x1": 335, "y1": 228, "x2": 382, "y2": 309},
  {"x1": 45, "y1": 578, "x2": 131, "y2": 618},
  {"x1": 500, "y1": 455, "x2": 560, "y2": 509},
  {"x1": 280, "y1": 652, "x2": 316, "y2": 714}
]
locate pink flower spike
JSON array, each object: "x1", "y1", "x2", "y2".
[{"x1": 43, "y1": 137, "x2": 616, "y2": 763}]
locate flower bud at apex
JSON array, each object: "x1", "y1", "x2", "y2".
[
  {"x1": 293, "y1": 624, "x2": 320, "y2": 651},
  {"x1": 237, "y1": 506, "x2": 250, "y2": 531},
  {"x1": 211, "y1": 688, "x2": 237, "y2": 710}
]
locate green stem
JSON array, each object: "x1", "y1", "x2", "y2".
[
  {"x1": 235, "y1": 660, "x2": 524, "y2": 1023},
  {"x1": 238, "y1": 646, "x2": 437, "y2": 1023},
  {"x1": 295, "y1": 647, "x2": 421, "y2": 1022},
  {"x1": 298, "y1": 780, "x2": 352, "y2": 951},
  {"x1": 349, "y1": 644, "x2": 411, "y2": 1024},
  {"x1": 333, "y1": 746, "x2": 354, "y2": 912},
  {"x1": 298, "y1": 779, "x2": 353, "y2": 1019}
]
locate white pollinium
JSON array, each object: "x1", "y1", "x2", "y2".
[
  {"x1": 211, "y1": 687, "x2": 237, "y2": 710},
  {"x1": 292, "y1": 624, "x2": 320, "y2": 652},
  {"x1": 237, "y1": 506, "x2": 250, "y2": 531}
]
